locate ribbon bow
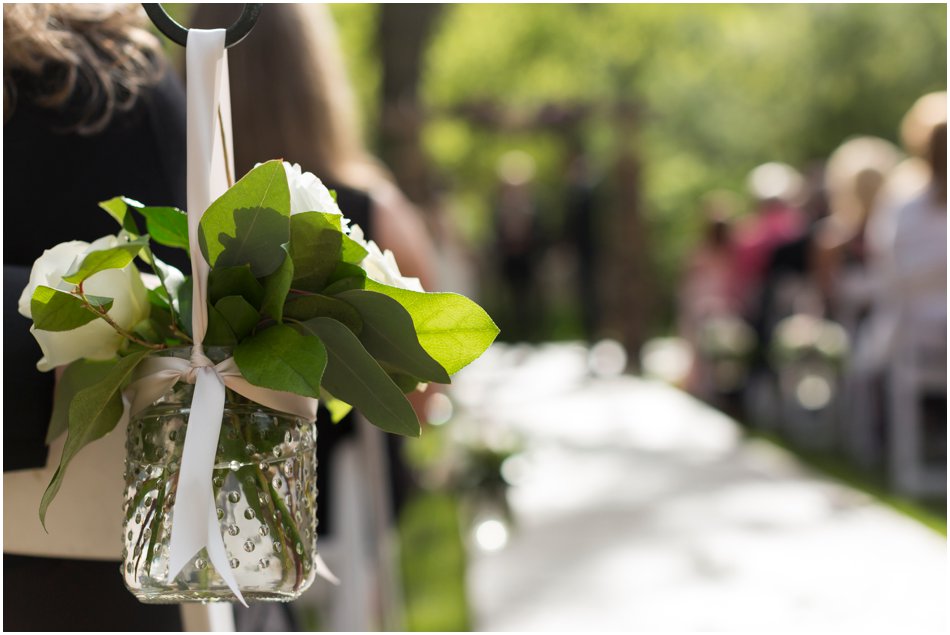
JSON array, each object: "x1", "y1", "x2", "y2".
[{"x1": 122, "y1": 349, "x2": 318, "y2": 606}]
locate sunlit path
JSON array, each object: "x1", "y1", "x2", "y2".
[{"x1": 450, "y1": 343, "x2": 946, "y2": 632}]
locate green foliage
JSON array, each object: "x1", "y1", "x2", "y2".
[
  {"x1": 214, "y1": 295, "x2": 260, "y2": 341},
  {"x1": 199, "y1": 160, "x2": 290, "y2": 275},
  {"x1": 337, "y1": 289, "x2": 451, "y2": 383},
  {"x1": 31, "y1": 286, "x2": 112, "y2": 331},
  {"x1": 61, "y1": 236, "x2": 149, "y2": 284},
  {"x1": 260, "y1": 248, "x2": 294, "y2": 323},
  {"x1": 283, "y1": 294, "x2": 363, "y2": 333},
  {"x1": 296, "y1": 317, "x2": 421, "y2": 437},
  {"x1": 234, "y1": 324, "x2": 327, "y2": 399},
  {"x1": 40, "y1": 349, "x2": 151, "y2": 528},
  {"x1": 334, "y1": 4, "x2": 947, "y2": 336},
  {"x1": 208, "y1": 264, "x2": 265, "y2": 309},
  {"x1": 128, "y1": 203, "x2": 190, "y2": 250},
  {"x1": 364, "y1": 280, "x2": 500, "y2": 375},
  {"x1": 289, "y1": 212, "x2": 344, "y2": 291},
  {"x1": 46, "y1": 358, "x2": 118, "y2": 443}
]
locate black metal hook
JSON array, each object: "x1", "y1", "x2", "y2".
[{"x1": 142, "y1": 4, "x2": 262, "y2": 48}]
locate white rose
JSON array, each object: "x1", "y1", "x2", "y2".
[
  {"x1": 348, "y1": 224, "x2": 424, "y2": 292},
  {"x1": 18, "y1": 235, "x2": 150, "y2": 371},
  {"x1": 282, "y1": 162, "x2": 349, "y2": 228}
]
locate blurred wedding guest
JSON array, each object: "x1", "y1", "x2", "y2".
[
  {"x1": 3, "y1": 4, "x2": 186, "y2": 630},
  {"x1": 678, "y1": 193, "x2": 745, "y2": 399},
  {"x1": 190, "y1": 4, "x2": 439, "y2": 631},
  {"x1": 844, "y1": 97, "x2": 946, "y2": 467},
  {"x1": 733, "y1": 162, "x2": 806, "y2": 323},
  {"x1": 563, "y1": 147, "x2": 601, "y2": 341},
  {"x1": 813, "y1": 136, "x2": 902, "y2": 337},
  {"x1": 492, "y1": 150, "x2": 545, "y2": 342}
]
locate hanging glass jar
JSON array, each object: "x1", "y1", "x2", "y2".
[{"x1": 121, "y1": 347, "x2": 319, "y2": 603}]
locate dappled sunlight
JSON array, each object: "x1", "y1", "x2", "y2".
[{"x1": 452, "y1": 343, "x2": 946, "y2": 631}]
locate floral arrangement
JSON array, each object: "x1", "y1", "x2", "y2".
[{"x1": 18, "y1": 160, "x2": 498, "y2": 593}]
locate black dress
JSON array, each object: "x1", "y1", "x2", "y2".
[
  {"x1": 3, "y1": 67, "x2": 188, "y2": 632},
  {"x1": 4, "y1": 61, "x2": 378, "y2": 630}
]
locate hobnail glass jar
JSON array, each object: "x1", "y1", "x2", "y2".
[{"x1": 121, "y1": 347, "x2": 318, "y2": 603}]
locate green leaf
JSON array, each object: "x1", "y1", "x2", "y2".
[
  {"x1": 46, "y1": 358, "x2": 118, "y2": 444},
  {"x1": 146, "y1": 285, "x2": 170, "y2": 310},
  {"x1": 215, "y1": 207, "x2": 290, "y2": 276},
  {"x1": 337, "y1": 289, "x2": 450, "y2": 383},
  {"x1": 178, "y1": 276, "x2": 193, "y2": 337},
  {"x1": 61, "y1": 235, "x2": 149, "y2": 284},
  {"x1": 289, "y1": 212, "x2": 343, "y2": 291},
  {"x1": 388, "y1": 371, "x2": 422, "y2": 394},
  {"x1": 130, "y1": 204, "x2": 189, "y2": 250},
  {"x1": 322, "y1": 262, "x2": 368, "y2": 295},
  {"x1": 40, "y1": 348, "x2": 150, "y2": 528},
  {"x1": 283, "y1": 294, "x2": 363, "y2": 333},
  {"x1": 215, "y1": 295, "x2": 260, "y2": 341},
  {"x1": 204, "y1": 303, "x2": 238, "y2": 346},
  {"x1": 98, "y1": 196, "x2": 140, "y2": 235},
  {"x1": 31, "y1": 286, "x2": 113, "y2": 331},
  {"x1": 341, "y1": 234, "x2": 369, "y2": 265},
  {"x1": 234, "y1": 324, "x2": 326, "y2": 398},
  {"x1": 260, "y1": 247, "x2": 294, "y2": 323},
  {"x1": 208, "y1": 264, "x2": 265, "y2": 308},
  {"x1": 297, "y1": 317, "x2": 420, "y2": 437},
  {"x1": 322, "y1": 393, "x2": 354, "y2": 423},
  {"x1": 364, "y1": 280, "x2": 499, "y2": 375},
  {"x1": 198, "y1": 160, "x2": 290, "y2": 272}
]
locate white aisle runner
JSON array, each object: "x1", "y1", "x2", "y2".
[{"x1": 452, "y1": 343, "x2": 946, "y2": 632}]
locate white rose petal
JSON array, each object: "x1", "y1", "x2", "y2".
[
  {"x1": 282, "y1": 162, "x2": 349, "y2": 228},
  {"x1": 348, "y1": 223, "x2": 424, "y2": 292},
  {"x1": 20, "y1": 235, "x2": 151, "y2": 371}
]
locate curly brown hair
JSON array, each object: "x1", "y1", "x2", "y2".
[{"x1": 3, "y1": 3, "x2": 164, "y2": 134}]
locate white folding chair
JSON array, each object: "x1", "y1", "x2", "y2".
[{"x1": 887, "y1": 315, "x2": 947, "y2": 497}]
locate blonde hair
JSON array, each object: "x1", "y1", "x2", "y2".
[
  {"x1": 3, "y1": 3, "x2": 164, "y2": 134},
  {"x1": 189, "y1": 3, "x2": 386, "y2": 189},
  {"x1": 825, "y1": 136, "x2": 902, "y2": 235}
]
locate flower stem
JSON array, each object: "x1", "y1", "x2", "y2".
[{"x1": 75, "y1": 284, "x2": 165, "y2": 350}]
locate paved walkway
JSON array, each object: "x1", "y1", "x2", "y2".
[{"x1": 449, "y1": 343, "x2": 946, "y2": 632}]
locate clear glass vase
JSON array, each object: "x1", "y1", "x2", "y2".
[{"x1": 121, "y1": 347, "x2": 318, "y2": 603}]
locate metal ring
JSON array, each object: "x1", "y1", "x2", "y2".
[{"x1": 142, "y1": 4, "x2": 262, "y2": 48}]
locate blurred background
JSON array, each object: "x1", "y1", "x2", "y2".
[{"x1": 175, "y1": 4, "x2": 946, "y2": 631}]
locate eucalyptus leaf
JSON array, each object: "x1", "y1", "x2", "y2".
[
  {"x1": 289, "y1": 212, "x2": 343, "y2": 291},
  {"x1": 337, "y1": 289, "x2": 450, "y2": 383},
  {"x1": 40, "y1": 349, "x2": 150, "y2": 528},
  {"x1": 178, "y1": 276, "x2": 194, "y2": 337},
  {"x1": 209, "y1": 264, "x2": 265, "y2": 309},
  {"x1": 204, "y1": 303, "x2": 238, "y2": 347},
  {"x1": 131, "y1": 205, "x2": 189, "y2": 250},
  {"x1": 297, "y1": 317, "x2": 420, "y2": 437},
  {"x1": 31, "y1": 286, "x2": 113, "y2": 332},
  {"x1": 283, "y1": 294, "x2": 362, "y2": 333},
  {"x1": 46, "y1": 358, "x2": 118, "y2": 444},
  {"x1": 322, "y1": 262, "x2": 367, "y2": 296},
  {"x1": 323, "y1": 397, "x2": 353, "y2": 423},
  {"x1": 198, "y1": 160, "x2": 290, "y2": 270},
  {"x1": 341, "y1": 234, "x2": 369, "y2": 265},
  {"x1": 61, "y1": 235, "x2": 149, "y2": 284},
  {"x1": 98, "y1": 196, "x2": 139, "y2": 235},
  {"x1": 260, "y1": 247, "x2": 294, "y2": 323},
  {"x1": 387, "y1": 371, "x2": 422, "y2": 395},
  {"x1": 215, "y1": 295, "x2": 260, "y2": 341},
  {"x1": 364, "y1": 280, "x2": 499, "y2": 375},
  {"x1": 234, "y1": 325, "x2": 326, "y2": 398}
]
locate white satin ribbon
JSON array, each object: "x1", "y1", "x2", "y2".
[{"x1": 152, "y1": 30, "x2": 324, "y2": 606}]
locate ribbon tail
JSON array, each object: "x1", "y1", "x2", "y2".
[
  {"x1": 313, "y1": 552, "x2": 340, "y2": 586},
  {"x1": 166, "y1": 367, "x2": 246, "y2": 606}
]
